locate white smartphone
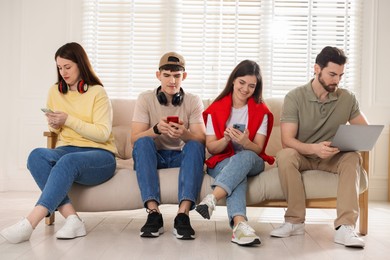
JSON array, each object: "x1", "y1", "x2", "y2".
[{"x1": 41, "y1": 108, "x2": 53, "y2": 113}]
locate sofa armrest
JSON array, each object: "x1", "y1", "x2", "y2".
[
  {"x1": 361, "y1": 151, "x2": 369, "y2": 176},
  {"x1": 44, "y1": 131, "x2": 58, "y2": 149},
  {"x1": 44, "y1": 131, "x2": 57, "y2": 225}
]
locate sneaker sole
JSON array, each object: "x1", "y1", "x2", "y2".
[
  {"x1": 173, "y1": 228, "x2": 195, "y2": 240},
  {"x1": 270, "y1": 229, "x2": 305, "y2": 238},
  {"x1": 195, "y1": 205, "x2": 210, "y2": 219},
  {"x1": 140, "y1": 227, "x2": 164, "y2": 238},
  {"x1": 56, "y1": 230, "x2": 87, "y2": 239},
  {"x1": 231, "y1": 238, "x2": 261, "y2": 246},
  {"x1": 334, "y1": 239, "x2": 365, "y2": 248},
  {"x1": 56, "y1": 233, "x2": 86, "y2": 240}
]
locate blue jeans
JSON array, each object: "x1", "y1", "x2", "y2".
[
  {"x1": 133, "y1": 137, "x2": 205, "y2": 209},
  {"x1": 27, "y1": 146, "x2": 116, "y2": 213},
  {"x1": 207, "y1": 150, "x2": 265, "y2": 227}
]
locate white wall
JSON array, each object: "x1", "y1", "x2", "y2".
[
  {"x1": 1, "y1": 0, "x2": 389, "y2": 200},
  {"x1": 0, "y1": 0, "x2": 83, "y2": 191},
  {"x1": 360, "y1": 0, "x2": 390, "y2": 200}
]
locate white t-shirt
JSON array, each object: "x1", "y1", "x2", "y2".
[
  {"x1": 206, "y1": 104, "x2": 268, "y2": 151},
  {"x1": 132, "y1": 89, "x2": 204, "y2": 150}
]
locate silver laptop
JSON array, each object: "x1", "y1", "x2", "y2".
[{"x1": 331, "y1": 125, "x2": 384, "y2": 151}]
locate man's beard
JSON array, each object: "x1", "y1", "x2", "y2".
[{"x1": 318, "y1": 71, "x2": 338, "y2": 93}]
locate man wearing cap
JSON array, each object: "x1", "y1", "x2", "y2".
[{"x1": 131, "y1": 52, "x2": 206, "y2": 240}]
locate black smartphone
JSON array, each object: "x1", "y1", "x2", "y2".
[{"x1": 233, "y1": 123, "x2": 245, "y2": 133}]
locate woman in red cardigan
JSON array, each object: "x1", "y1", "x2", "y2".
[{"x1": 195, "y1": 60, "x2": 274, "y2": 246}]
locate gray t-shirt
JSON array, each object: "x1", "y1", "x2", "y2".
[
  {"x1": 132, "y1": 88, "x2": 204, "y2": 150},
  {"x1": 281, "y1": 80, "x2": 361, "y2": 144}
]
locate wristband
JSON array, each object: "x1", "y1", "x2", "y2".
[{"x1": 153, "y1": 123, "x2": 161, "y2": 135}]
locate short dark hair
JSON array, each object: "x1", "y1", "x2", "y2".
[
  {"x1": 315, "y1": 46, "x2": 347, "y2": 69},
  {"x1": 159, "y1": 64, "x2": 185, "y2": 72}
]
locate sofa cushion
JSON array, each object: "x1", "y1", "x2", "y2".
[{"x1": 69, "y1": 162, "x2": 368, "y2": 212}]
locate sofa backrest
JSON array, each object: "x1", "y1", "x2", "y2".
[
  {"x1": 111, "y1": 97, "x2": 284, "y2": 160},
  {"x1": 110, "y1": 99, "x2": 135, "y2": 159},
  {"x1": 263, "y1": 97, "x2": 284, "y2": 157}
]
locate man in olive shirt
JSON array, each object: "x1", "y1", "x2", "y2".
[{"x1": 270, "y1": 46, "x2": 368, "y2": 248}]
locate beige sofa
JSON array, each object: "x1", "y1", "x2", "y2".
[{"x1": 44, "y1": 97, "x2": 370, "y2": 235}]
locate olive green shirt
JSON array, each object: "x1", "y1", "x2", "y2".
[{"x1": 281, "y1": 80, "x2": 361, "y2": 144}]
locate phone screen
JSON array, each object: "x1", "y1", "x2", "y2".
[{"x1": 41, "y1": 108, "x2": 53, "y2": 113}]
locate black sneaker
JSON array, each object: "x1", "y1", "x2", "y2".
[
  {"x1": 140, "y1": 210, "x2": 164, "y2": 238},
  {"x1": 173, "y1": 213, "x2": 195, "y2": 240}
]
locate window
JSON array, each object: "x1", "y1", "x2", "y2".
[{"x1": 82, "y1": 0, "x2": 363, "y2": 100}]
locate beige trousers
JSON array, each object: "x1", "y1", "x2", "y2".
[{"x1": 276, "y1": 148, "x2": 361, "y2": 228}]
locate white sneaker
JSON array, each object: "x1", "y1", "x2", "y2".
[
  {"x1": 231, "y1": 222, "x2": 261, "y2": 246},
  {"x1": 270, "y1": 222, "x2": 305, "y2": 238},
  {"x1": 334, "y1": 225, "x2": 365, "y2": 248},
  {"x1": 56, "y1": 215, "x2": 86, "y2": 239},
  {"x1": 0, "y1": 218, "x2": 33, "y2": 244},
  {"x1": 195, "y1": 194, "x2": 216, "y2": 219}
]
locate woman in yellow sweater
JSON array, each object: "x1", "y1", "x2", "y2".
[{"x1": 0, "y1": 42, "x2": 117, "y2": 244}]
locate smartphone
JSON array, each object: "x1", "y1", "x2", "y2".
[
  {"x1": 167, "y1": 116, "x2": 179, "y2": 123},
  {"x1": 233, "y1": 123, "x2": 246, "y2": 133},
  {"x1": 41, "y1": 108, "x2": 53, "y2": 113}
]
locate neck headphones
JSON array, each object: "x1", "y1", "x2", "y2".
[
  {"x1": 58, "y1": 79, "x2": 88, "y2": 94},
  {"x1": 156, "y1": 86, "x2": 184, "y2": 106}
]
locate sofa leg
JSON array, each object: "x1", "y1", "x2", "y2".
[
  {"x1": 359, "y1": 190, "x2": 368, "y2": 235},
  {"x1": 358, "y1": 151, "x2": 369, "y2": 236},
  {"x1": 45, "y1": 213, "x2": 55, "y2": 225}
]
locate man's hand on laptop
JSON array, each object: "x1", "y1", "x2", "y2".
[{"x1": 315, "y1": 141, "x2": 340, "y2": 159}]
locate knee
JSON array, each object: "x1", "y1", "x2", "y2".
[
  {"x1": 276, "y1": 148, "x2": 300, "y2": 168},
  {"x1": 276, "y1": 148, "x2": 299, "y2": 160},
  {"x1": 27, "y1": 148, "x2": 48, "y2": 170},
  {"x1": 338, "y1": 152, "x2": 361, "y2": 173},
  {"x1": 341, "y1": 152, "x2": 361, "y2": 165},
  {"x1": 183, "y1": 140, "x2": 205, "y2": 154},
  {"x1": 27, "y1": 148, "x2": 41, "y2": 162},
  {"x1": 237, "y1": 150, "x2": 259, "y2": 164},
  {"x1": 133, "y1": 136, "x2": 154, "y2": 149}
]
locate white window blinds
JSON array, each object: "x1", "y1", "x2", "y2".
[{"x1": 82, "y1": 0, "x2": 363, "y2": 100}]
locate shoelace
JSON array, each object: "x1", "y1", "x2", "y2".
[
  {"x1": 176, "y1": 214, "x2": 190, "y2": 225},
  {"x1": 237, "y1": 222, "x2": 255, "y2": 235},
  {"x1": 344, "y1": 226, "x2": 358, "y2": 237},
  {"x1": 146, "y1": 208, "x2": 159, "y2": 214},
  {"x1": 206, "y1": 195, "x2": 216, "y2": 208}
]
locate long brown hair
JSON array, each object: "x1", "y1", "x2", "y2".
[
  {"x1": 55, "y1": 42, "x2": 103, "y2": 86},
  {"x1": 214, "y1": 60, "x2": 263, "y2": 103}
]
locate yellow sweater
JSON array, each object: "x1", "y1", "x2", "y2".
[{"x1": 46, "y1": 84, "x2": 117, "y2": 155}]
